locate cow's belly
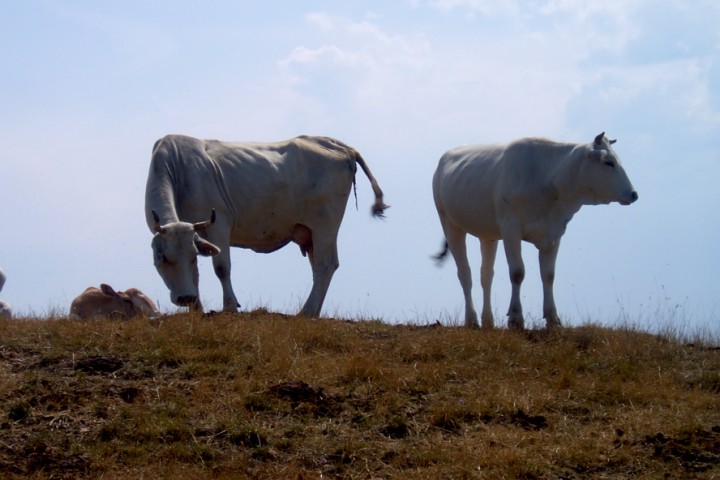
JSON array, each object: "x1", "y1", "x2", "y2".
[
  {"x1": 230, "y1": 224, "x2": 296, "y2": 253},
  {"x1": 448, "y1": 208, "x2": 502, "y2": 240}
]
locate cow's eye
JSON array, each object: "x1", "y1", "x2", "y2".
[{"x1": 604, "y1": 160, "x2": 615, "y2": 169}]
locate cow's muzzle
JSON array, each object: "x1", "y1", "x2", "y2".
[
  {"x1": 176, "y1": 295, "x2": 198, "y2": 307},
  {"x1": 620, "y1": 191, "x2": 639, "y2": 206}
]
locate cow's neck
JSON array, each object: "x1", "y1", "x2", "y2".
[
  {"x1": 550, "y1": 144, "x2": 595, "y2": 210},
  {"x1": 145, "y1": 157, "x2": 183, "y2": 226}
]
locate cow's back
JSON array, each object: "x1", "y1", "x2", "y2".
[{"x1": 204, "y1": 135, "x2": 355, "y2": 193}]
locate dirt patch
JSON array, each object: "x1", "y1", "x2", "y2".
[
  {"x1": 268, "y1": 380, "x2": 343, "y2": 417},
  {"x1": 74, "y1": 356, "x2": 124, "y2": 374},
  {"x1": 642, "y1": 427, "x2": 720, "y2": 473}
]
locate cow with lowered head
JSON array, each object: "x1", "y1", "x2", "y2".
[
  {"x1": 145, "y1": 134, "x2": 387, "y2": 316},
  {"x1": 70, "y1": 284, "x2": 161, "y2": 320}
]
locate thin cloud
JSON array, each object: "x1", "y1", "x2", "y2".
[
  {"x1": 428, "y1": 0, "x2": 520, "y2": 16},
  {"x1": 279, "y1": 45, "x2": 375, "y2": 69}
]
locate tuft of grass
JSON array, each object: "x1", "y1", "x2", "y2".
[{"x1": 0, "y1": 312, "x2": 719, "y2": 478}]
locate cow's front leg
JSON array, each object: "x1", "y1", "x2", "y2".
[
  {"x1": 300, "y1": 234, "x2": 339, "y2": 318},
  {"x1": 212, "y1": 249, "x2": 240, "y2": 312},
  {"x1": 479, "y1": 238, "x2": 498, "y2": 329},
  {"x1": 539, "y1": 240, "x2": 562, "y2": 329},
  {"x1": 502, "y1": 234, "x2": 525, "y2": 330}
]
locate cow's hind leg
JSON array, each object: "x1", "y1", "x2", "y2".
[
  {"x1": 444, "y1": 226, "x2": 479, "y2": 328},
  {"x1": 296, "y1": 225, "x2": 339, "y2": 318},
  {"x1": 539, "y1": 240, "x2": 562, "y2": 329},
  {"x1": 479, "y1": 239, "x2": 498, "y2": 329}
]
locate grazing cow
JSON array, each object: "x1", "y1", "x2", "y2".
[
  {"x1": 145, "y1": 134, "x2": 387, "y2": 315},
  {"x1": 433, "y1": 133, "x2": 638, "y2": 330},
  {"x1": 0, "y1": 268, "x2": 11, "y2": 318},
  {"x1": 69, "y1": 284, "x2": 161, "y2": 320}
]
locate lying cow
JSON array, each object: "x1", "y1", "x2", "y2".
[
  {"x1": 0, "y1": 268, "x2": 11, "y2": 318},
  {"x1": 145, "y1": 134, "x2": 388, "y2": 316},
  {"x1": 69, "y1": 284, "x2": 161, "y2": 320},
  {"x1": 433, "y1": 132, "x2": 638, "y2": 330}
]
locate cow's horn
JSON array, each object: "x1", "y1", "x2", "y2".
[
  {"x1": 594, "y1": 132, "x2": 605, "y2": 146},
  {"x1": 193, "y1": 209, "x2": 216, "y2": 231},
  {"x1": 152, "y1": 210, "x2": 165, "y2": 234}
]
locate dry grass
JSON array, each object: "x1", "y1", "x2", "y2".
[{"x1": 1, "y1": 310, "x2": 719, "y2": 479}]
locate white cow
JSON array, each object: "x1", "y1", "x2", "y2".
[
  {"x1": 145, "y1": 134, "x2": 387, "y2": 316},
  {"x1": 69, "y1": 284, "x2": 162, "y2": 320},
  {"x1": 0, "y1": 268, "x2": 12, "y2": 318},
  {"x1": 433, "y1": 133, "x2": 638, "y2": 330}
]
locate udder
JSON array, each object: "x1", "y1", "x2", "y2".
[{"x1": 292, "y1": 224, "x2": 313, "y2": 257}]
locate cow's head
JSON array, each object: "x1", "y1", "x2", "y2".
[
  {"x1": 123, "y1": 288, "x2": 162, "y2": 318},
  {"x1": 150, "y1": 210, "x2": 220, "y2": 310},
  {"x1": 584, "y1": 132, "x2": 639, "y2": 206},
  {"x1": 98, "y1": 284, "x2": 138, "y2": 319}
]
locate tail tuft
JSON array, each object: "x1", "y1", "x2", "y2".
[
  {"x1": 433, "y1": 241, "x2": 450, "y2": 265},
  {"x1": 371, "y1": 200, "x2": 389, "y2": 219}
]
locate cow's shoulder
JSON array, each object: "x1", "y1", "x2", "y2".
[
  {"x1": 151, "y1": 135, "x2": 207, "y2": 166},
  {"x1": 153, "y1": 134, "x2": 201, "y2": 150}
]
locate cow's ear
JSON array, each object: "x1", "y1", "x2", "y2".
[
  {"x1": 194, "y1": 235, "x2": 221, "y2": 257},
  {"x1": 100, "y1": 284, "x2": 119, "y2": 297}
]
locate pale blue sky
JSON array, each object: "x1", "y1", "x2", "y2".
[{"x1": 1, "y1": 1, "x2": 718, "y2": 333}]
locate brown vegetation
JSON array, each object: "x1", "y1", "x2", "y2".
[{"x1": 1, "y1": 310, "x2": 719, "y2": 479}]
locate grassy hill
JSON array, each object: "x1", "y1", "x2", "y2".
[{"x1": 1, "y1": 311, "x2": 719, "y2": 479}]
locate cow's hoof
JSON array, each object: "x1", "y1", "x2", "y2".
[{"x1": 508, "y1": 317, "x2": 525, "y2": 331}]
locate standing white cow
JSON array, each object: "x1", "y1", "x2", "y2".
[
  {"x1": 0, "y1": 268, "x2": 12, "y2": 318},
  {"x1": 145, "y1": 134, "x2": 387, "y2": 316},
  {"x1": 433, "y1": 133, "x2": 638, "y2": 330}
]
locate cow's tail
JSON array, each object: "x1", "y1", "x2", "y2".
[
  {"x1": 353, "y1": 150, "x2": 389, "y2": 218},
  {"x1": 433, "y1": 240, "x2": 450, "y2": 265}
]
